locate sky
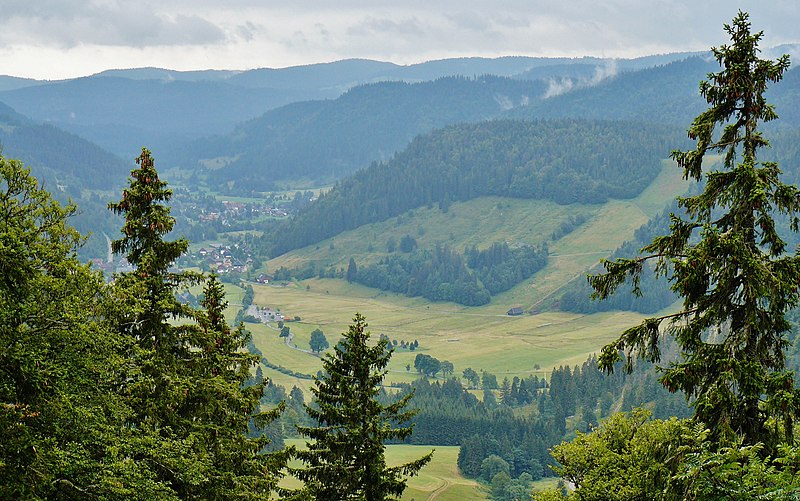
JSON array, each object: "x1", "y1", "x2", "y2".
[{"x1": 2, "y1": 1, "x2": 799, "y2": 80}]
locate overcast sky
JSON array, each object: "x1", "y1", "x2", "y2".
[{"x1": 2, "y1": 1, "x2": 798, "y2": 80}]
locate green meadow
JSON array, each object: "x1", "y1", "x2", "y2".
[
  {"x1": 280, "y1": 440, "x2": 487, "y2": 500},
  {"x1": 243, "y1": 160, "x2": 689, "y2": 391}
]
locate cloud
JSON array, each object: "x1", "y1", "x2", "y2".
[
  {"x1": 1, "y1": 0, "x2": 798, "y2": 79},
  {"x1": 543, "y1": 60, "x2": 619, "y2": 99},
  {"x1": 0, "y1": 1, "x2": 226, "y2": 48}
]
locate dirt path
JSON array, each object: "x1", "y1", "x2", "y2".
[{"x1": 427, "y1": 477, "x2": 452, "y2": 500}]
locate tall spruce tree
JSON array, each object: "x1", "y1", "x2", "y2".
[
  {"x1": 590, "y1": 12, "x2": 800, "y2": 447},
  {"x1": 108, "y1": 148, "x2": 284, "y2": 497},
  {"x1": 290, "y1": 313, "x2": 432, "y2": 500}
]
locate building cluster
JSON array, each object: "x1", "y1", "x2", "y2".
[
  {"x1": 196, "y1": 200, "x2": 288, "y2": 225},
  {"x1": 197, "y1": 244, "x2": 251, "y2": 274}
]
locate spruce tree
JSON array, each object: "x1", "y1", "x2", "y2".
[
  {"x1": 108, "y1": 148, "x2": 284, "y2": 497},
  {"x1": 290, "y1": 313, "x2": 432, "y2": 500},
  {"x1": 590, "y1": 12, "x2": 800, "y2": 446}
]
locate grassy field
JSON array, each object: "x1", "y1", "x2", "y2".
[
  {"x1": 247, "y1": 161, "x2": 689, "y2": 391},
  {"x1": 280, "y1": 440, "x2": 487, "y2": 500},
  {"x1": 248, "y1": 279, "x2": 654, "y2": 392}
]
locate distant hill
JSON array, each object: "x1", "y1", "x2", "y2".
[
  {"x1": 266, "y1": 118, "x2": 681, "y2": 257},
  {"x1": 0, "y1": 100, "x2": 131, "y2": 190},
  {"x1": 511, "y1": 57, "x2": 800, "y2": 128},
  {"x1": 180, "y1": 56, "x2": 800, "y2": 193},
  {"x1": 0, "y1": 54, "x2": 707, "y2": 161},
  {"x1": 192, "y1": 76, "x2": 548, "y2": 190}
]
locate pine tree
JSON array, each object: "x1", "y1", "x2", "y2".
[
  {"x1": 108, "y1": 148, "x2": 284, "y2": 497},
  {"x1": 290, "y1": 313, "x2": 432, "y2": 500},
  {"x1": 590, "y1": 12, "x2": 800, "y2": 447}
]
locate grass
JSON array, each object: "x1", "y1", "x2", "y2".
[
  {"x1": 280, "y1": 440, "x2": 487, "y2": 500},
  {"x1": 238, "y1": 161, "x2": 692, "y2": 395},
  {"x1": 248, "y1": 279, "x2": 654, "y2": 393}
]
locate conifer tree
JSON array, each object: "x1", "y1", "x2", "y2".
[
  {"x1": 590, "y1": 12, "x2": 800, "y2": 447},
  {"x1": 290, "y1": 313, "x2": 432, "y2": 500},
  {"x1": 108, "y1": 148, "x2": 284, "y2": 497}
]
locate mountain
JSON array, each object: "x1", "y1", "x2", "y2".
[
  {"x1": 0, "y1": 54, "x2": 707, "y2": 161},
  {"x1": 512, "y1": 56, "x2": 800, "y2": 129},
  {"x1": 265, "y1": 118, "x2": 681, "y2": 257},
  {"x1": 190, "y1": 76, "x2": 548, "y2": 191},
  {"x1": 0, "y1": 100, "x2": 132, "y2": 190},
  {"x1": 181, "y1": 56, "x2": 800, "y2": 193}
]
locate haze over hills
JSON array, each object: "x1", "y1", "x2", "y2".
[{"x1": 0, "y1": 52, "x2": 705, "y2": 161}]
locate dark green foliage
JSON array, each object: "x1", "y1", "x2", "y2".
[
  {"x1": 268, "y1": 119, "x2": 676, "y2": 257},
  {"x1": 291, "y1": 314, "x2": 432, "y2": 500},
  {"x1": 309, "y1": 328, "x2": 329, "y2": 354},
  {"x1": 346, "y1": 257, "x2": 358, "y2": 283},
  {"x1": 356, "y1": 245, "x2": 492, "y2": 306},
  {"x1": 414, "y1": 354, "x2": 442, "y2": 377},
  {"x1": 352, "y1": 242, "x2": 547, "y2": 306},
  {"x1": 399, "y1": 234, "x2": 417, "y2": 253},
  {"x1": 107, "y1": 148, "x2": 284, "y2": 497},
  {"x1": 466, "y1": 242, "x2": 548, "y2": 295},
  {"x1": 0, "y1": 154, "x2": 137, "y2": 498},
  {"x1": 590, "y1": 12, "x2": 800, "y2": 447}
]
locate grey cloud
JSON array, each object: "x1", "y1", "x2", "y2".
[
  {"x1": 346, "y1": 16, "x2": 425, "y2": 38},
  {"x1": 1, "y1": 1, "x2": 226, "y2": 47}
]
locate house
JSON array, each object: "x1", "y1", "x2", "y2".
[
  {"x1": 256, "y1": 273, "x2": 273, "y2": 284},
  {"x1": 507, "y1": 307, "x2": 524, "y2": 316}
]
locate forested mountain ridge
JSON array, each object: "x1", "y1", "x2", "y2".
[
  {"x1": 0, "y1": 53, "x2": 710, "y2": 180},
  {"x1": 196, "y1": 76, "x2": 548, "y2": 190},
  {"x1": 0, "y1": 100, "x2": 131, "y2": 190},
  {"x1": 266, "y1": 118, "x2": 681, "y2": 257},
  {"x1": 510, "y1": 56, "x2": 800, "y2": 128}
]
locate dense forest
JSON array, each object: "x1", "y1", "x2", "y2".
[
  {"x1": 198, "y1": 76, "x2": 548, "y2": 189},
  {"x1": 266, "y1": 118, "x2": 678, "y2": 257},
  {"x1": 351, "y1": 242, "x2": 547, "y2": 306}
]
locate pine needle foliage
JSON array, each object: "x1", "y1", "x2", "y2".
[
  {"x1": 589, "y1": 12, "x2": 800, "y2": 447},
  {"x1": 290, "y1": 313, "x2": 432, "y2": 500},
  {"x1": 108, "y1": 148, "x2": 284, "y2": 497}
]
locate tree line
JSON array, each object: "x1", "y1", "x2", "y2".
[{"x1": 265, "y1": 118, "x2": 677, "y2": 257}]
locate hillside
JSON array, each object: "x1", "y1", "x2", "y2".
[
  {"x1": 512, "y1": 57, "x2": 800, "y2": 128},
  {"x1": 265, "y1": 118, "x2": 680, "y2": 257},
  {"x1": 0, "y1": 100, "x2": 132, "y2": 190},
  {"x1": 194, "y1": 76, "x2": 548, "y2": 189},
  {"x1": 0, "y1": 53, "x2": 704, "y2": 175}
]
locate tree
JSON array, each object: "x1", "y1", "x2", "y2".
[
  {"x1": 281, "y1": 325, "x2": 291, "y2": 338},
  {"x1": 346, "y1": 257, "x2": 358, "y2": 283},
  {"x1": 542, "y1": 410, "x2": 800, "y2": 500},
  {"x1": 414, "y1": 353, "x2": 441, "y2": 377},
  {"x1": 589, "y1": 12, "x2": 800, "y2": 447},
  {"x1": 291, "y1": 313, "x2": 432, "y2": 500},
  {"x1": 0, "y1": 154, "x2": 139, "y2": 498},
  {"x1": 440, "y1": 360, "x2": 454, "y2": 378},
  {"x1": 309, "y1": 328, "x2": 329, "y2": 354},
  {"x1": 107, "y1": 148, "x2": 284, "y2": 496},
  {"x1": 463, "y1": 367, "x2": 480, "y2": 388}
]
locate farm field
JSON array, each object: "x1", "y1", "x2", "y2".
[{"x1": 247, "y1": 278, "x2": 658, "y2": 392}]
